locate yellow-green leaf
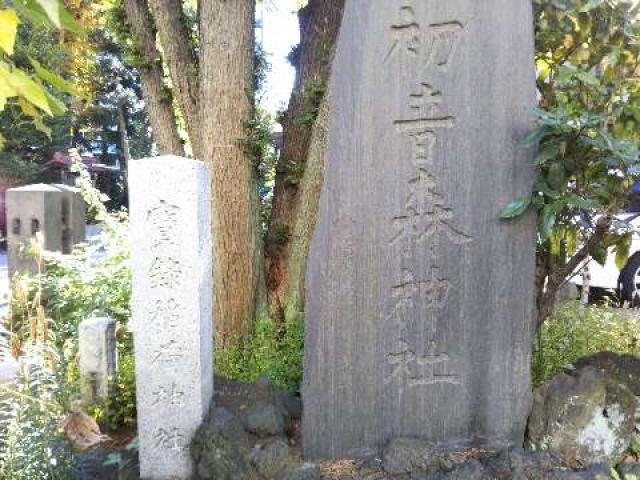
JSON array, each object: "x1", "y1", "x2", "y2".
[
  {"x1": 0, "y1": 68, "x2": 17, "y2": 111},
  {"x1": 31, "y1": 57, "x2": 80, "y2": 96},
  {"x1": 33, "y1": 115, "x2": 52, "y2": 138},
  {"x1": 5, "y1": 69, "x2": 52, "y2": 115},
  {"x1": 18, "y1": 97, "x2": 40, "y2": 118},
  {"x1": 0, "y1": 9, "x2": 19, "y2": 55},
  {"x1": 44, "y1": 89, "x2": 66, "y2": 115},
  {"x1": 0, "y1": 133, "x2": 5, "y2": 150},
  {"x1": 35, "y1": 0, "x2": 60, "y2": 27}
]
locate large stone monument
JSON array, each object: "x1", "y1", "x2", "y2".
[
  {"x1": 303, "y1": 0, "x2": 537, "y2": 459},
  {"x1": 129, "y1": 156, "x2": 213, "y2": 479}
]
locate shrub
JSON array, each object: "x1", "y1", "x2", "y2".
[
  {"x1": 215, "y1": 315, "x2": 304, "y2": 392},
  {"x1": 533, "y1": 301, "x2": 640, "y2": 385}
]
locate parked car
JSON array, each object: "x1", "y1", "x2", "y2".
[{"x1": 572, "y1": 184, "x2": 640, "y2": 303}]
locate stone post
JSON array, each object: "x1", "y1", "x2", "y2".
[
  {"x1": 78, "y1": 315, "x2": 117, "y2": 404},
  {"x1": 129, "y1": 156, "x2": 213, "y2": 479},
  {"x1": 303, "y1": 0, "x2": 538, "y2": 459}
]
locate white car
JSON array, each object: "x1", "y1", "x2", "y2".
[{"x1": 572, "y1": 212, "x2": 640, "y2": 303}]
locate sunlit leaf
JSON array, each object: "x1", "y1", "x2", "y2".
[
  {"x1": 0, "y1": 9, "x2": 19, "y2": 55},
  {"x1": 30, "y1": 57, "x2": 80, "y2": 96},
  {"x1": 35, "y1": 0, "x2": 61, "y2": 27},
  {"x1": 615, "y1": 233, "x2": 632, "y2": 270},
  {"x1": 3, "y1": 68, "x2": 53, "y2": 115}
]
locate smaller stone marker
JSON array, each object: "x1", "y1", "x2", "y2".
[
  {"x1": 129, "y1": 156, "x2": 213, "y2": 480},
  {"x1": 79, "y1": 315, "x2": 117, "y2": 404}
]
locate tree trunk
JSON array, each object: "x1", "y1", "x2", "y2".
[
  {"x1": 146, "y1": 0, "x2": 202, "y2": 157},
  {"x1": 536, "y1": 215, "x2": 613, "y2": 327},
  {"x1": 200, "y1": 0, "x2": 264, "y2": 346},
  {"x1": 116, "y1": 103, "x2": 131, "y2": 195},
  {"x1": 122, "y1": 0, "x2": 184, "y2": 156},
  {"x1": 266, "y1": 0, "x2": 345, "y2": 319}
]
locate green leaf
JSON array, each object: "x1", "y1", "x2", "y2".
[
  {"x1": 4, "y1": 68, "x2": 53, "y2": 115},
  {"x1": 35, "y1": 0, "x2": 61, "y2": 27},
  {"x1": 30, "y1": 57, "x2": 80, "y2": 96},
  {"x1": 614, "y1": 233, "x2": 632, "y2": 270},
  {"x1": 0, "y1": 9, "x2": 19, "y2": 55},
  {"x1": 500, "y1": 196, "x2": 531, "y2": 219},
  {"x1": 539, "y1": 205, "x2": 556, "y2": 241},
  {"x1": 0, "y1": 133, "x2": 5, "y2": 150},
  {"x1": 44, "y1": 89, "x2": 66, "y2": 115}
]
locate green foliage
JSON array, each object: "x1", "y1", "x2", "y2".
[
  {"x1": 0, "y1": 0, "x2": 84, "y2": 144},
  {"x1": 294, "y1": 79, "x2": 326, "y2": 129},
  {"x1": 216, "y1": 315, "x2": 305, "y2": 392},
  {"x1": 501, "y1": 0, "x2": 640, "y2": 310},
  {"x1": 0, "y1": 339, "x2": 78, "y2": 480},
  {"x1": 88, "y1": 353, "x2": 136, "y2": 431},
  {"x1": 6, "y1": 158, "x2": 135, "y2": 436},
  {"x1": 533, "y1": 301, "x2": 640, "y2": 385}
]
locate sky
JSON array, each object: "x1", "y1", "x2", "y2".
[{"x1": 258, "y1": 0, "x2": 300, "y2": 114}]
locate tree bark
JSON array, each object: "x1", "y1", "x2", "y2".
[
  {"x1": 536, "y1": 215, "x2": 613, "y2": 327},
  {"x1": 146, "y1": 0, "x2": 202, "y2": 157},
  {"x1": 200, "y1": 0, "x2": 264, "y2": 346},
  {"x1": 122, "y1": 0, "x2": 184, "y2": 156},
  {"x1": 266, "y1": 0, "x2": 345, "y2": 319}
]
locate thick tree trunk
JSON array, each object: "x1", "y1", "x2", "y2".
[
  {"x1": 200, "y1": 0, "x2": 264, "y2": 346},
  {"x1": 266, "y1": 0, "x2": 345, "y2": 319},
  {"x1": 146, "y1": 0, "x2": 202, "y2": 157},
  {"x1": 122, "y1": 0, "x2": 184, "y2": 156}
]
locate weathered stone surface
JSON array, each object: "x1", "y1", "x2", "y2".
[
  {"x1": 528, "y1": 366, "x2": 638, "y2": 468},
  {"x1": 573, "y1": 352, "x2": 640, "y2": 396},
  {"x1": 191, "y1": 407, "x2": 257, "y2": 480},
  {"x1": 6, "y1": 184, "x2": 86, "y2": 277},
  {"x1": 303, "y1": 0, "x2": 537, "y2": 459},
  {"x1": 54, "y1": 184, "x2": 86, "y2": 253},
  {"x1": 6, "y1": 184, "x2": 64, "y2": 277},
  {"x1": 244, "y1": 401, "x2": 287, "y2": 437},
  {"x1": 282, "y1": 463, "x2": 322, "y2": 480},
  {"x1": 251, "y1": 437, "x2": 299, "y2": 479},
  {"x1": 129, "y1": 156, "x2": 213, "y2": 479},
  {"x1": 79, "y1": 315, "x2": 117, "y2": 403}
]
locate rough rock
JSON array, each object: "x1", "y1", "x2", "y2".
[
  {"x1": 251, "y1": 437, "x2": 298, "y2": 479},
  {"x1": 441, "y1": 459, "x2": 486, "y2": 480},
  {"x1": 281, "y1": 462, "x2": 322, "y2": 480},
  {"x1": 244, "y1": 401, "x2": 287, "y2": 437},
  {"x1": 573, "y1": 352, "x2": 640, "y2": 396},
  {"x1": 528, "y1": 366, "x2": 638, "y2": 468},
  {"x1": 482, "y1": 448, "x2": 559, "y2": 479},
  {"x1": 382, "y1": 438, "x2": 467, "y2": 476},
  {"x1": 191, "y1": 407, "x2": 258, "y2": 480}
]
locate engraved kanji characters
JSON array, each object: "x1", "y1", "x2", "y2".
[
  {"x1": 383, "y1": 6, "x2": 470, "y2": 389},
  {"x1": 149, "y1": 256, "x2": 183, "y2": 289},
  {"x1": 153, "y1": 427, "x2": 186, "y2": 453},
  {"x1": 152, "y1": 382, "x2": 185, "y2": 407},
  {"x1": 386, "y1": 339, "x2": 460, "y2": 387},
  {"x1": 384, "y1": 4, "x2": 464, "y2": 74},
  {"x1": 148, "y1": 297, "x2": 180, "y2": 329},
  {"x1": 148, "y1": 200, "x2": 180, "y2": 248},
  {"x1": 152, "y1": 340, "x2": 184, "y2": 364}
]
